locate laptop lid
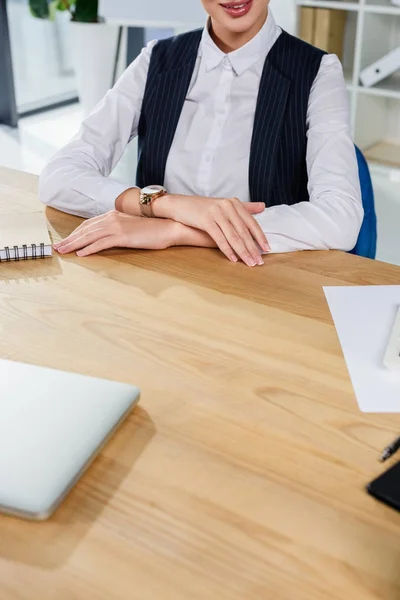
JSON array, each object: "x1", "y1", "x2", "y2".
[{"x1": 0, "y1": 359, "x2": 140, "y2": 520}]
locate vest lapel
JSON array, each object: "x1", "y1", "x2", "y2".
[
  {"x1": 138, "y1": 31, "x2": 202, "y2": 187},
  {"x1": 249, "y1": 59, "x2": 291, "y2": 206},
  {"x1": 147, "y1": 61, "x2": 197, "y2": 186}
]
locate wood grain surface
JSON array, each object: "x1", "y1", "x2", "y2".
[{"x1": 1, "y1": 166, "x2": 400, "y2": 600}]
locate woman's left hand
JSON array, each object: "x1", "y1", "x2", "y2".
[{"x1": 54, "y1": 210, "x2": 179, "y2": 257}]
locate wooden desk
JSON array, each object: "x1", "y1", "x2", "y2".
[{"x1": 1, "y1": 166, "x2": 400, "y2": 600}]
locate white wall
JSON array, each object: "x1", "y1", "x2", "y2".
[
  {"x1": 99, "y1": 0, "x2": 207, "y2": 28},
  {"x1": 270, "y1": 0, "x2": 296, "y2": 34}
]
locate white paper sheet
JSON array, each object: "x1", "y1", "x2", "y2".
[{"x1": 324, "y1": 286, "x2": 400, "y2": 413}]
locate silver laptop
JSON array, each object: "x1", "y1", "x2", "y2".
[{"x1": 0, "y1": 359, "x2": 140, "y2": 520}]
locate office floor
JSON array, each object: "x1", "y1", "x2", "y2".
[{"x1": 0, "y1": 104, "x2": 399, "y2": 265}]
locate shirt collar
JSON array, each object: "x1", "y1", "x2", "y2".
[{"x1": 200, "y1": 10, "x2": 279, "y2": 76}]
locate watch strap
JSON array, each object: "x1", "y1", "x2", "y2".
[
  {"x1": 140, "y1": 188, "x2": 167, "y2": 218},
  {"x1": 139, "y1": 200, "x2": 153, "y2": 218}
]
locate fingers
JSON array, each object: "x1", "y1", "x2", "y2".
[
  {"x1": 242, "y1": 202, "x2": 266, "y2": 215},
  {"x1": 216, "y1": 217, "x2": 261, "y2": 267},
  {"x1": 226, "y1": 211, "x2": 265, "y2": 266},
  {"x1": 54, "y1": 214, "x2": 110, "y2": 250},
  {"x1": 234, "y1": 204, "x2": 270, "y2": 253},
  {"x1": 207, "y1": 222, "x2": 238, "y2": 263},
  {"x1": 76, "y1": 236, "x2": 118, "y2": 257},
  {"x1": 209, "y1": 199, "x2": 269, "y2": 266},
  {"x1": 55, "y1": 227, "x2": 108, "y2": 254},
  {"x1": 54, "y1": 210, "x2": 133, "y2": 252}
]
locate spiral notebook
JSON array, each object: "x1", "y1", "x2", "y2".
[{"x1": 0, "y1": 212, "x2": 52, "y2": 262}]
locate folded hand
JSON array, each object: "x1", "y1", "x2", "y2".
[
  {"x1": 157, "y1": 195, "x2": 270, "y2": 267},
  {"x1": 54, "y1": 210, "x2": 178, "y2": 257}
]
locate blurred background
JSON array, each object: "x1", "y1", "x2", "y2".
[
  {"x1": 0, "y1": 0, "x2": 399, "y2": 263},
  {"x1": 7, "y1": 0, "x2": 77, "y2": 113}
]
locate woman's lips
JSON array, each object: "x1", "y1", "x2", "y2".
[{"x1": 220, "y1": 0, "x2": 253, "y2": 18}]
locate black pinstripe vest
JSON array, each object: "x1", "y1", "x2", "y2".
[{"x1": 136, "y1": 29, "x2": 325, "y2": 207}]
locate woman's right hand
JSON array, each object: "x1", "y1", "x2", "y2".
[{"x1": 155, "y1": 194, "x2": 270, "y2": 267}]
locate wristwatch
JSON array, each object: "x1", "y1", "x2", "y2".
[{"x1": 139, "y1": 185, "x2": 167, "y2": 218}]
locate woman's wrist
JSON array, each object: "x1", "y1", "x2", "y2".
[
  {"x1": 171, "y1": 221, "x2": 217, "y2": 248},
  {"x1": 116, "y1": 188, "x2": 180, "y2": 220},
  {"x1": 152, "y1": 193, "x2": 178, "y2": 220},
  {"x1": 115, "y1": 187, "x2": 141, "y2": 216}
]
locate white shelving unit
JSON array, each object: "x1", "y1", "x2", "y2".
[{"x1": 296, "y1": 0, "x2": 400, "y2": 167}]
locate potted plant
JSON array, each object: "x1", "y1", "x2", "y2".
[{"x1": 29, "y1": 0, "x2": 120, "y2": 115}]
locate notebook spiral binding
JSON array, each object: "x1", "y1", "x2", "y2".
[{"x1": 0, "y1": 243, "x2": 46, "y2": 262}]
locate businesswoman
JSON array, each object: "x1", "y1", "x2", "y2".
[{"x1": 40, "y1": 0, "x2": 363, "y2": 267}]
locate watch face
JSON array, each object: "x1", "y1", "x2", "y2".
[
  {"x1": 141, "y1": 185, "x2": 165, "y2": 196},
  {"x1": 140, "y1": 185, "x2": 166, "y2": 207}
]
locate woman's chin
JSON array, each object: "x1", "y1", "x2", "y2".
[{"x1": 218, "y1": 14, "x2": 257, "y2": 33}]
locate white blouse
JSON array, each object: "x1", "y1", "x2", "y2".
[{"x1": 39, "y1": 11, "x2": 363, "y2": 254}]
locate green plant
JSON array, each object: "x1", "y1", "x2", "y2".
[{"x1": 29, "y1": 0, "x2": 99, "y2": 23}]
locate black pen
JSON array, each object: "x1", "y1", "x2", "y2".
[{"x1": 379, "y1": 436, "x2": 400, "y2": 462}]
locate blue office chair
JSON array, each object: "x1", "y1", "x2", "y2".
[{"x1": 349, "y1": 145, "x2": 377, "y2": 259}]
